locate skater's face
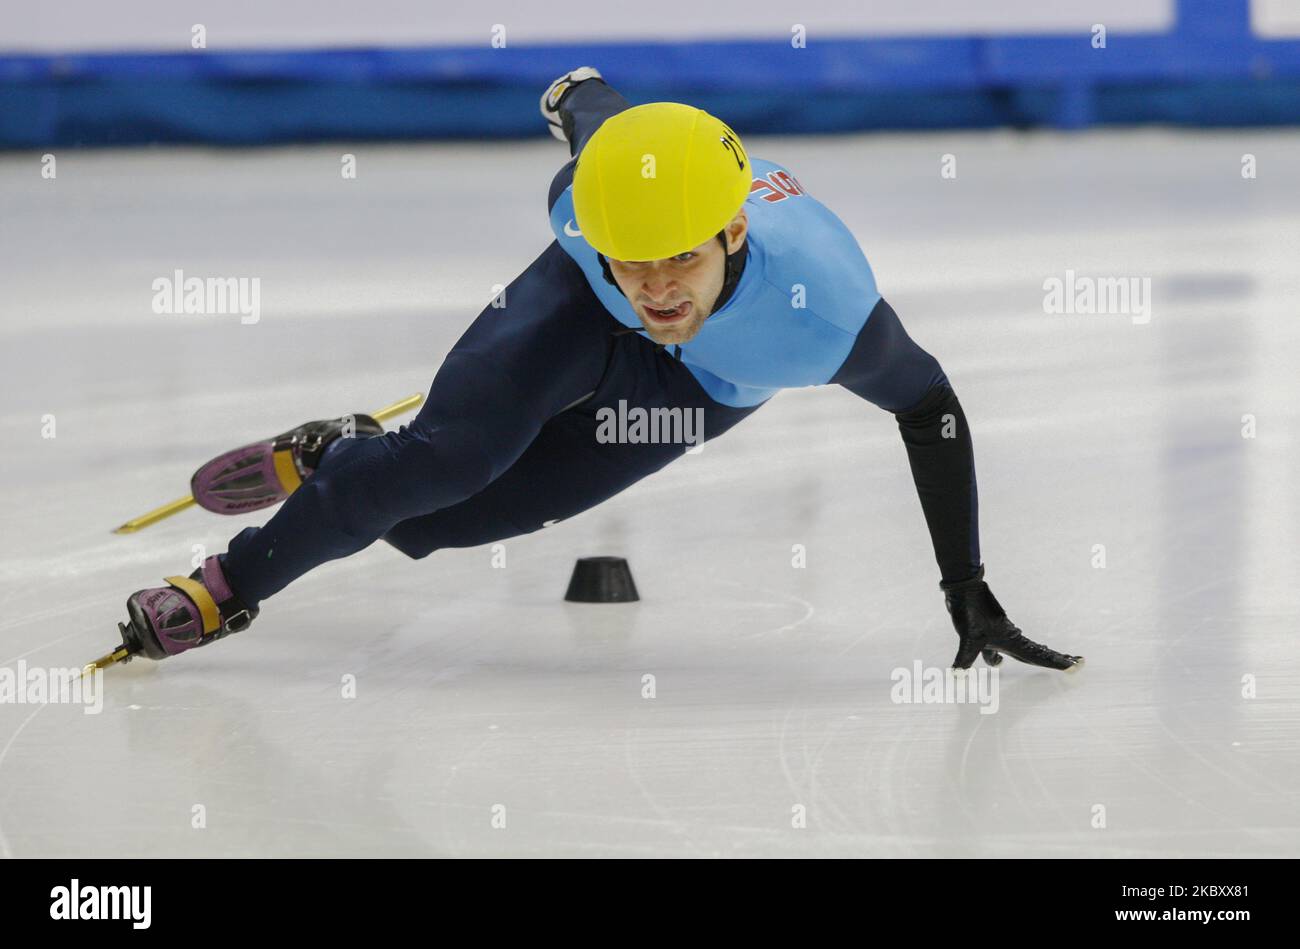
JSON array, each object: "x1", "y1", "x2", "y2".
[{"x1": 608, "y1": 210, "x2": 748, "y2": 346}]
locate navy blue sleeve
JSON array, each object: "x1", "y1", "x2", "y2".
[
  {"x1": 547, "y1": 79, "x2": 632, "y2": 215},
  {"x1": 831, "y1": 298, "x2": 981, "y2": 583},
  {"x1": 829, "y1": 297, "x2": 948, "y2": 412}
]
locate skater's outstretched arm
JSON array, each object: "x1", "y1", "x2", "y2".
[
  {"x1": 830, "y1": 298, "x2": 1082, "y2": 671},
  {"x1": 830, "y1": 297, "x2": 976, "y2": 584}
]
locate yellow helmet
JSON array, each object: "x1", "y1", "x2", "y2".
[{"x1": 573, "y1": 102, "x2": 751, "y2": 262}]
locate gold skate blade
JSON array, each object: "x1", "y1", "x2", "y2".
[
  {"x1": 113, "y1": 495, "x2": 197, "y2": 534},
  {"x1": 82, "y1": 646, "x2": 133, "y2": 676},
  {"x1": 369, "y1": 393, "x2": 424, "y2": 424}
]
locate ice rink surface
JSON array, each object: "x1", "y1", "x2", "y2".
[{"x1": 1, "y1": 129, "x2": 1297, "y2": 857}]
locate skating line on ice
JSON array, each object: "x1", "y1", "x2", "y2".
[
  {"x1": 780, "y1": 704, "x2": 861, "y2": 835},
  {"x1": 0, "y1": 704, "x2": 47, "y2": 858},
  {"x1": 0, "y1": 626, "x2": 102, "y2": 668},
  {"x1": 712, "y1": 579, "x2": 815, "y2": 641},
  {"x1": 1047, "y1": 593, "x2": 1257, "y2": 830},
  {"x1": 610, "y1": 583, "x2": 817, "y2": 855},
  {"x1": 621, "y1": 728, "x2": 710, "y2": 858}
]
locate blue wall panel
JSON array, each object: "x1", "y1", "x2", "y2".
[{"x1": 2, "y1": 0, "x2": 1298, "y2": 147}]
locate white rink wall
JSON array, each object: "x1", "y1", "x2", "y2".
[{"x1": 4, "y1": 0, "x2": 1175, "y2": 52}]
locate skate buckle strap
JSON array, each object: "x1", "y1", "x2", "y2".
[
  {"x1": 164, "y1": 574, "x2": 222, "y2": 636},
  {"x1": 272, "y1": 446, "x2": 303, "y2": 494},
  {"x1": 271, "y1": 426, "x2": 334, "y2": 492}
]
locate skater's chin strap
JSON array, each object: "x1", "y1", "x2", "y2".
[{"x1": 713, "y1": 236, "x2": 749, "y2": 312}]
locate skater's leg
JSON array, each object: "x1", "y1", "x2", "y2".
[
  {"x1": 384, "y1": 331, "x2": 765, "y2": 557},
  {"x1": 121, "y1": 334, "x2": 760, "y2": 663},
  {"x1": 313, "y1": 426, "x2": 371, "y2": 474},
  {"x1": 219, "y1": 242, "x2": 616, "y2": 609}
]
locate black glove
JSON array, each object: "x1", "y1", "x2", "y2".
[{"x1": 940, "y1": 566, "x2": 1084, "y2": 671}]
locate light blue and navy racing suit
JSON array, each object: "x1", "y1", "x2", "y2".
[{"x1": 221, "y1": 80, "x2": 980, "y2": 607}]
